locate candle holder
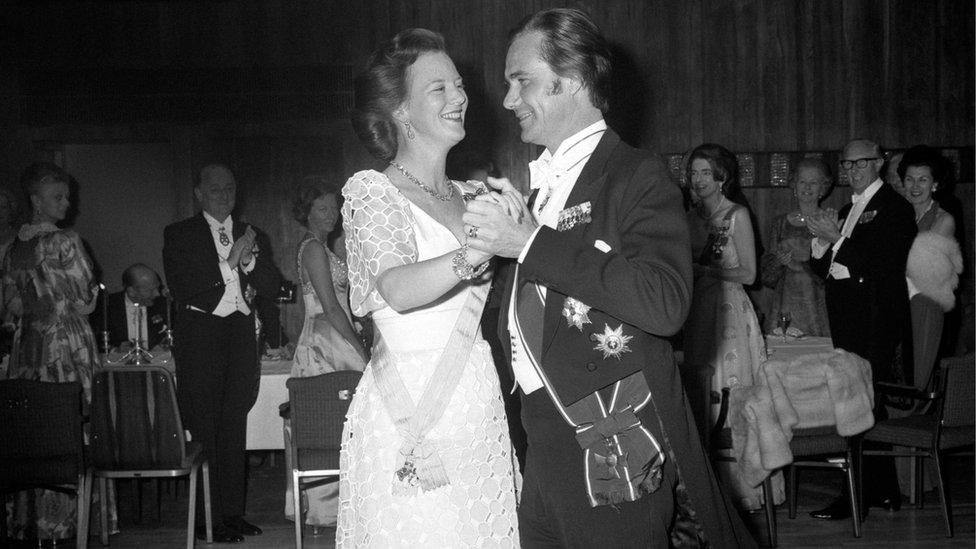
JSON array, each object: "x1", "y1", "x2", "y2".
[
  {"x1": 119, "y1": 337, "x2": 154, "y2": 364},
  {"x1": 118, "y1": 305, "x2": 153, "y2": 364},
  {"x1": 100, "y1": 330, "x2": 111, "y2": 355}
]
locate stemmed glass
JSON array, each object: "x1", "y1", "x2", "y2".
[{"x1": 777, "y1": 311, "x2": 792, "y2": 342}]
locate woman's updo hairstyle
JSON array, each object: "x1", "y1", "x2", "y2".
[
  {"x1": 292, "y1": 175, "x2": 340, "y2": 228},
  {"x1": 351, "y1": 28, "x2": 447, "y2": 162},
  {"x1": 21, "y1": 161, "x2": 70, "y2": 200}
]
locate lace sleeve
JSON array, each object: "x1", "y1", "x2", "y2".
[{"x1": 342, "y1": 170, "x2": 418, "y2": 316}]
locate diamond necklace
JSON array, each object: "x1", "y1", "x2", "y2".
[{"x1": 389, "y1": 161, "x2": 455, "y2": 202}]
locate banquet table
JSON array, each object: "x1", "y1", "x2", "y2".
[{"x1": 102, "y1": 349, "x2": 291, "y2": 450}]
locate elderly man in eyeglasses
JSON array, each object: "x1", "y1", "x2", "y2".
[{"x1": 806, "y1": 138, "x2": 916, "y2": 520}]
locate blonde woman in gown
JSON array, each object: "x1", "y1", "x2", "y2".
[
  {"x1": 760, "y1": 159, "x2": 832, "y2": 337},
  {"x1": 335, "y1": 28, "x2": 519, "y2": 548},
  {"x1": 681, "y1": 144, "x2": 774, "y2": 510},
  {"x1": 284, "y1": 178, "x2": 367, "y2": 531},
  {"x1": 2, "y1": 163, "x2": 104, "y2": 543}
]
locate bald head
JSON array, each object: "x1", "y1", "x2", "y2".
[{"x1": 123, "y1": 263, "x2": 161, "y2": 306}]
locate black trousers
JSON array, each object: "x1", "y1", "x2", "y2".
[
  {"x1": 825, "y1": 278, "x2": 902, "y2": 501},
  {"x1": 517, "y1": 388, "x2": 677, "y2": 548},
  {"x1": 173, "y1": 309, "x2": 259, "y2": 520}
]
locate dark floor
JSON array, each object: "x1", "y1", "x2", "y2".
[{"x1": 8, "y1": 452, "x2": 974, "y2": 548}]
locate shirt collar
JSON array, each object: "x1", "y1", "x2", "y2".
[
  {"x1": 203, "y1": 211, "x2": 233, "y2": 232},
  {"x1": 852, "y1": 178, "x2": 883, "y2": 205},
  {"x1": 537, "y1": 119, "x2": 606, "y2": 171}
]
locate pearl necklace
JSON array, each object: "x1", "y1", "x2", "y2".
[{"x1": 389, "y1": 161, "x2": 455, "y2": 202}]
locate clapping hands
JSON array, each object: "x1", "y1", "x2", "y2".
[
  {"x1": 229, "y1": 226, "x2": 258, "y2": 268},
  {"x1": 805, "y1": 208, "x2": 841, "y2": 244}
]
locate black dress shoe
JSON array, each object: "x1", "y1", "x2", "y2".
[
  {"x1": 224, "y1": 517, "x2": 263, "y2": 536},
  {"x1": 809, "y1": 498, "x2": 855, "y2": 520},
  {"x1": 196, "y1": 525, "x2": 244, "y2": 544}
]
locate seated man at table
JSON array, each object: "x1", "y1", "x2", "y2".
[{"x1": 89, "y1": 263, "x2": 169, "y2": 350}]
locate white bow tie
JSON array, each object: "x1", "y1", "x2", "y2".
[
  {"x1": 528, "y1": 158, "x2": 566, "y2": 192},
  {"x1": 851, "y1": 193, "x2": 867, "y2": 206}
]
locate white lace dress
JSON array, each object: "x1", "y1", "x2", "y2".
[{"x1": 336, "y1": 170, "x2": 520, "y2": 548}]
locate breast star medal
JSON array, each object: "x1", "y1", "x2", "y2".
[
  {"x1": 592, "y1": 324, "x2": 633, "y2": 360},
  {"x1": 562, "y1": 297, "x2": 592, "y2": 331}
]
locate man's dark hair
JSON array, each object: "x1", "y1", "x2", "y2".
[{"x1": 509, "y1": 8, "x2": 613, "y2": 112}]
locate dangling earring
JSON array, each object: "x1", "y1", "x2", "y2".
[{"x1": 404, "y1": 122, "x2": 415, "y2": 140}]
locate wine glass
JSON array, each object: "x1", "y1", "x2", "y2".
[{"x1": 777, "y1": 311, "x2": 792, "y2": 342}]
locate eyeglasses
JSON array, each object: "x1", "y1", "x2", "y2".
[{"x1": 840, "y1": 157, "x2": 880, "y2": 170}]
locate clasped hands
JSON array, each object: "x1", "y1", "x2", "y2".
[{"x1": 462, "y1": 177, "x2": 537, "y2": 262}]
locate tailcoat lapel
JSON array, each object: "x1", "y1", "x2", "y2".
[{"x1": 539, "y1": 129, "x2": 619, "y2": 355}]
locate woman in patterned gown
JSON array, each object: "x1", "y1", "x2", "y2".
[
  {"x1": 760, "y1": 158, "x2": 832, "y2": 337},
  {"x1": 284, "y1": 176, "x2": 368, "y2": 532},
  {"x1": 2, "y1": 162, "x2": 100, "y2": 544},
  {"x1": 680, "y1": 144, "x2": 772, "y2": 510},
  {"x1": 336, "y1": 29, "x2": 520, "y2": 547}
]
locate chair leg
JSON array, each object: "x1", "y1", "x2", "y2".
[
  {"x1": 851, "y1": 438, "x2": 864, "y2": 524},
  {"x1": 787, "y1": 465, "x2": 797, "y2": 519},
  {"x1": 908, "y1": 455, "x2": 917, "y2": 506},
  {"x1": 762, "y1": 475, "x2": 777, "y2": 547},
  {"x1": 293, "y1": 470, "x2": 303, "y2": 549},
  {"x1": 99, "y1": 477, "x2": 109, "y2": 546},
  {"x1": 77, "y1": 469, "x2": 92, "y2": 549},
  {"x1": 187, "y1": 465, "x2": 198, "y2": 549},
  {"x1": 844, "y1": 463, "x2": 861, "y2": 538},
  {"x1": 931, "y1": 450, "x2": 953, "y2": 537},
  {"x1": 202, "y1": 462, "x2": 213, "y2": 543},
  {"x1": 915, "y1": 455, "x2": 925, "y2": 509}
]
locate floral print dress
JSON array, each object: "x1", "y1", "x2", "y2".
[{"x1": 2, "y1": 223, "x2": 100, "y2": 542}]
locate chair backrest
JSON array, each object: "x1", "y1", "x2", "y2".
[
  {"x1": 287, "y1": 370, "x2": 363, "y2": 470},
  {"x1": 90, "y1": 366, "x2": 187, "y2": 470},
  {"x1": 0, "y1": 379, "x2": 85, "y2": 485},
  {"x1": 939, "y1": 353, "x2": 975, "y2": 428}
]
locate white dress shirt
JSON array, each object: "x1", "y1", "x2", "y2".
[
  {"x1": 811, "y1": 178, "x2": 883, "y2": 279},
  {"x1": 203, "y1": 211, "x2": 253, "y2": 316},
  {"x1": 508, "y1": 119, "x2": 607, "y2": 394}
]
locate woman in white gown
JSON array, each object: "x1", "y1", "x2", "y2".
[
  {"x1": 336, "y1": 29, "x2": 520, "y2": 547},
  {"x1": 284, "y1": 176, "x2": 367, "y2": 531}
]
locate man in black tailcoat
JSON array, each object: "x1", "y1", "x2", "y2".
[
  {"x1": 463, "y1": 8, "x2": 755, "y2": 547},
  {"x1": 807, "y1": 138, "x2": 916, "y2": 519},
  {"x1": 163, "y1": 164, "x2": 280, "y2": 543}
]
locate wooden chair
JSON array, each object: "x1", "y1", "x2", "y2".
[
  {"x1": 0, "y1": 379, "x2": 91, "y2": 549},
  {"x1": 89, "y1": 366, "x2": 212, "y2": 548},
  {"x1": 285, "y1": 370, "x2": 362, "y2": 549},
  {"x1": 712, "y1": 387, "x2": 778, "y2": 547},
  {"x1": 786, "y1": 427, "x2": 862, "y2": 538},
  {"x1": 859, "y1": 353, "x2": 975, "y2": 537}
]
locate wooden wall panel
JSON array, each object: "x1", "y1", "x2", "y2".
[{"x1": 0, "y1": 0, "x2": 973, "y2": 341}]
